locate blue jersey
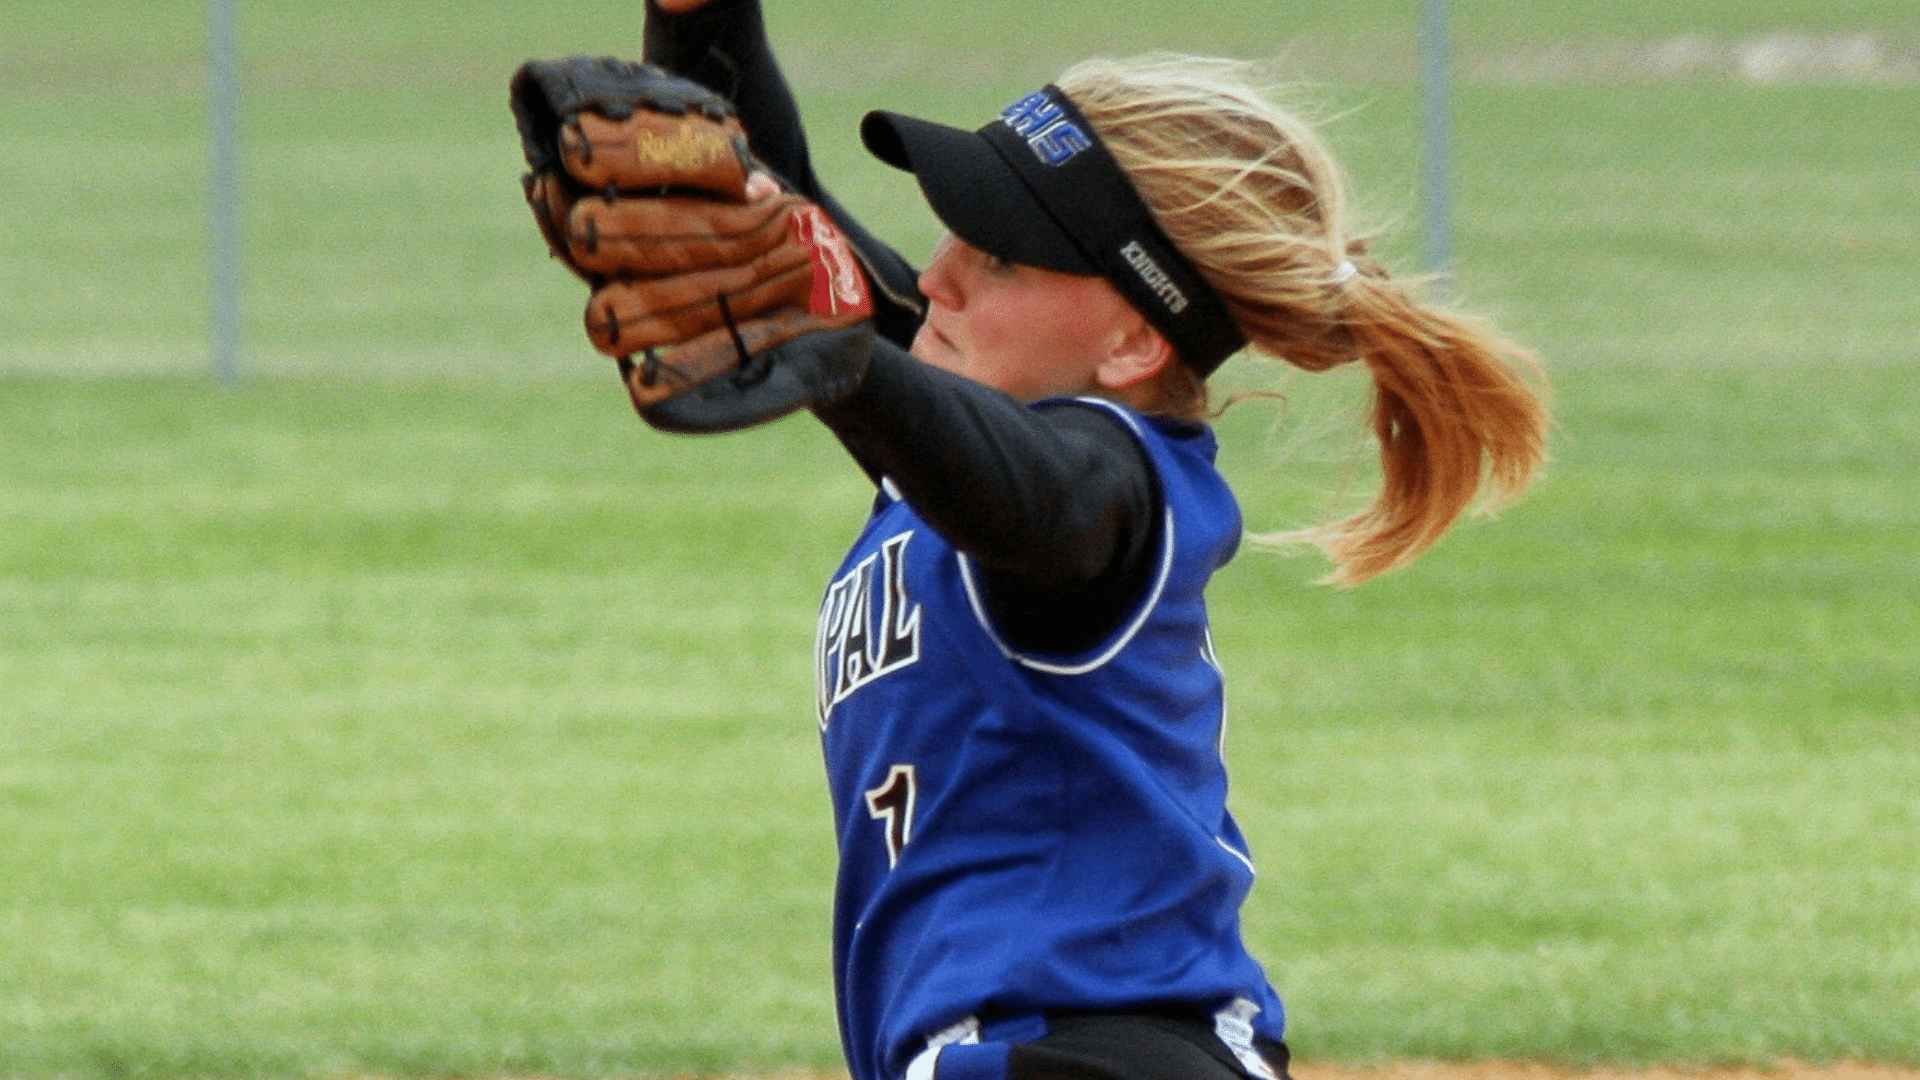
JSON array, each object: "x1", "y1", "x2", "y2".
[{"x1": 813, "y1": 398, "x2": 1284, "y2": 1080}]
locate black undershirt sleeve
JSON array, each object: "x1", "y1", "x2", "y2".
[{"x1": 813, "y1": 342, "x2": 1167, "y2": 657}]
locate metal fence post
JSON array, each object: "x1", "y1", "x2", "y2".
[
  {"x1": 1421, "y1": 0, "x2": 1455, "y2": 283},
  {"x1": 209, "y1": 0, "x2": 242, "y2": 386}
]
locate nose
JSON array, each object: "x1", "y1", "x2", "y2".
[{"x1": 916, "y1": 234, "x2": 962, "y2": 309}]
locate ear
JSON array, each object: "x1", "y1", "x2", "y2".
[{"x1": 1092, "y1": 315, "x2": 1174, "y2": 391}]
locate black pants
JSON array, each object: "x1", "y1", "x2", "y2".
[{"x1": 1005, "y1": 1014, "x2": 1292, "y2": 1080}]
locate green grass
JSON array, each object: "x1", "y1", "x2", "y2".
[
  {"x1": 1213, "y1": 360, "x2": 1920, "y2": 1062},
  {"x1": 3, "y1": 362, "x2": 1913, "y2": 1073},
  {"x1": 3, "y1": 0, "x2": 1919, "y2": 1074},
  {"x1": 1, "y1": 382, "x2": 855, "y2": 1076}
]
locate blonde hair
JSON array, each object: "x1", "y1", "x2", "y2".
[{"x1": 1059, "y1": 55, "x2": 1551, "y2": 584}]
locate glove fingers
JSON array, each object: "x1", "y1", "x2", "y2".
[
  {"x1": 561, "y1": 109, "x2": 752, "y2": 200},
  {"x1": 584, "y1": 249, "x2": 815, "y2": 356},
  {"x1": 565, "y1": 193, "x2": 795, "y2": 276},
  {"x1": 523, "y1": 171, "x2": 588, "y2": 280}
]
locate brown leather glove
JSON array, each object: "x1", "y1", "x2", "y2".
[{"x1": 512, "y1": 56, "x2": 874, "y2": 432}]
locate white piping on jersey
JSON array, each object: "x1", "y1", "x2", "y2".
[
  {"x1": 904, "y1": 1015, "x2": 981, "y2": 1080},
  {"x1": 1067, "y1": 395, "x2": 1148, "y2": 436},
  {"x1": 1199, "y1": 626, "x2": 1254, "y2": 878},
  {"x1": 1204, "y1": 626, "x2": 1231, "y2": 759},
  {"x1": 1215, "y1": 835, "x2": 1257, "y2": 877},
  {"x1": 957, "y1": 504, "x2": 1177, "y2": 676},
  {"x1": 1200, "y1": 626, "x2": 1224, "y2": 676},
  {"x1": 1213, "y1": 998, "x2": 1282, "y2": 1080},
  {"x1": 956, "y1": 395, "x2": 1179, "y2": 676}
]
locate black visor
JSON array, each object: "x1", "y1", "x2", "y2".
[{"x1": 861, "y1": 87, "x2": 1246, "y2": 375}]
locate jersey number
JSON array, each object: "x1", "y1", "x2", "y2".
[{"x1": 864, "y1": 764, "x2": 918, "y2": 868}]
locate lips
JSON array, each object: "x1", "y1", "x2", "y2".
[{"x1": 913, "y1": 319, "x2": 956, "y2": 360}]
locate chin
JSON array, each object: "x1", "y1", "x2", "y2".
[
  {"x1": 907, "y1": 327, "x2": 937, "y2": 363},
  {"x1": 911, "y1": 331, "x2": 965, "y2": 374}
]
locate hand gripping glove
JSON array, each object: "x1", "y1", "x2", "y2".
[{"x1": 510, "y1": 56, "x2": 874, "y2": 433}]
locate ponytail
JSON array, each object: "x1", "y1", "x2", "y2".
[
  {"x1": 1282, "y1": 274, "x2": 1550, "y2": 583},
  {"x1": 1060, "y1": 54, "x2": 1551, "y2": 584}
]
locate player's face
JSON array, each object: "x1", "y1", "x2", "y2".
[{"x1": 911, "y1": 234, "x2": 1144, "y2": 402}]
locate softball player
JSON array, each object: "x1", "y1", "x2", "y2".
[{"x1": 640, "y1": 3, "x2": 1551, "y2": 1080}]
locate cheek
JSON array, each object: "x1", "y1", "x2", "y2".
[
  {"x1": 995, "y1": 289, "x2": 1121, "y2": 362},
  {"x1": 925, "y1": 269, "x2": 1135, "y2": 398},
  {"x1": 965, "y1": 303, "x2": 1058, "y2": 377},
  {"x1": 960, "y1": 300, "x2": 1032, "y2": 356},
  {"x1": 985, "y1": 308, "x2": 1113, "y2": 396}
]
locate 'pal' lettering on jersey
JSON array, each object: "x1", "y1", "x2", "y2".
[
  {"x1": 816, "y1": 531, "x2": 922, "y2": 726},
  {"x1": 1002, "y1": 91, "x2": 1091, "y2": 166}
]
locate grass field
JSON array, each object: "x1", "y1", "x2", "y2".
[{"x1": 2, "y1": 0, "x2": 1918, "y2": 1076}]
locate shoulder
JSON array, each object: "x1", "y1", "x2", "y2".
[
  {"x1": 1041, "y1": 398, "x2": 1240, "y2": 567},
  {"x1": 1032, "y1": 396, "x2": 1221, "y2": 469}
]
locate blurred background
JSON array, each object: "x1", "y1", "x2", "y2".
[{"x1": 1, "y1": 1, "x2": 1916, "y2": 1077}]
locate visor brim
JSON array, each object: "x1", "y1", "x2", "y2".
[{"x1": 860, "y1": 110, "x2": 1096, "y2": 275}]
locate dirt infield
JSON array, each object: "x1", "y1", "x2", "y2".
[
  {"x1": 1295, "y1": 1064, "x2": 1920, "y2": 1080},
  {"x1": 729, "y1": 1065, "x2": 1920, "y2": 1080}
]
